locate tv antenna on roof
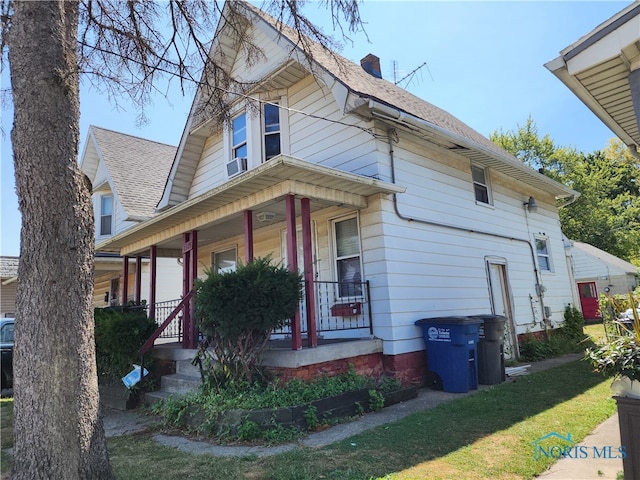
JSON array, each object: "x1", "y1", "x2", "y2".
[{"x1": 393, "y1": 61, "x2": 433, "y2": 89}]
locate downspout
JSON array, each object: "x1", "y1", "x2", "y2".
[{"x1": 384, "y1": 127, "x2": 549, "y2": 328}]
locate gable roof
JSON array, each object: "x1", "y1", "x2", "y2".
[
  {"x1": 572, "y1": 241, "x2": 638, "y2": 275},
  {"x1": 81, "y1": 126, "x2": 177, "y2": 220},
  {"x1": 159, "y1": 0, "x2": 577, "y2": 208}
]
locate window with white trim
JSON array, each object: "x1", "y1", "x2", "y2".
[
  {"x1": 100, "y1": 195, "x2": 113, "y2": 236},
  {"x1": 535, "y1": 237, "x2": 552, "y2": 272},
  {"x1": 263, "y1": 103, "x2": 281, "y2": 160},
  {"x1": 472, "y1": 165, "x2": 491, "y2": 204},
  {"x1": 333, "y1": 216, "x2": 362, "y2": 297},
  {"x1": 211, "y1": 247, "x2": 237, "y2": 274}
]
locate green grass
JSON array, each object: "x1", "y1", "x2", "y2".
[{"x1": 2, "y1": 360, "x2": 616, "y2": 479}]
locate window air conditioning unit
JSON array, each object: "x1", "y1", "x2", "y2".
[{"x1": 226, "y1": 157, "x2": 247, "y2": 177}]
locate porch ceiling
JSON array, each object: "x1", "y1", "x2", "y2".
[{"x1": 96, "y1": 155, "x2": 405, "y2": 256}]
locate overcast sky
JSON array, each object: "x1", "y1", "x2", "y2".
[{"x1": 0, "y1": 1, "x2": 631, "y2": 256}]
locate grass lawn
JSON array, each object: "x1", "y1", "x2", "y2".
[{"x1": 2, "y1": 359, "x2": 616, "y2": 479}]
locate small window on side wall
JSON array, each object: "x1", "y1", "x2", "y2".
[
  {"x1": 535, "y1": 237, "x2": 552, "y2": 272},
  {"x1": 472, "y1": 165, "x2": 491, "y2": 204}
]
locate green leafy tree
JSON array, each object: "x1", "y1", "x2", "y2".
[
  {"x1": 491, "y1": 119, "x2": 640, "y2": 265},
  {"x1": 195, "y1": 257, "x2": 302, "y2": 384}
]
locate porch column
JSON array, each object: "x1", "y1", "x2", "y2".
[
  {"x1": 301, "y1": 197, "x2": 317, "y2": 348},
  {"x1": 285, "y1": 194, "x2": 302, "y2": 350},
  {"x1": 189, "y1": 230, "x2": 198, "y2": 348},
  {"x1": 122, "y1": 256, "x2": 129, "y2": 306},
  {"x1": 244, "y1": 210, "x2": 254, "y2": 263},
  {"x1": 149, "y1": 246, "x2": 157, "y2": 321},
  {"x1": 182, "y1": 230, "x2": 199, "y2": 349},
  {"x1": 134, "y1": 255, "x2": 142, "y2": 305}
]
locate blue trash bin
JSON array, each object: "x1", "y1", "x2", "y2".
[{"x1": 415, "y1": 316, "x2": 482, "y2": 393}]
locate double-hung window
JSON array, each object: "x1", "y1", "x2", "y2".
[
  {"x1": 100, "y1": 195, "x2": 113, "y2": 236},
  {"x1": 472, "y1": 165, "x2": 491, "y2": 204},
  {"x1": 263, "y1": 103, "x2": 281, "y2": 160},
  {"x1": 232, "y1": 113, "x2": 247, "y2": 160},
  {"x1": 333, "y1": 216, "x2": 362, "y2": 297},
  {"x1": 535, "y1": 237, "x2": 552, "y2": 272}
]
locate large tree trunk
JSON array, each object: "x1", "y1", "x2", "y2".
[{"x1": 8, "y1": 2, "x2": 113, "y2": 478}]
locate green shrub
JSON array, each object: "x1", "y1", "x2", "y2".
[
  {"x1": 195, "y1": 256, "x2": 302, "y2": 384},
  {"x1": 562, "y1": 304, "x2": 586, "y2": 342},
  {"x1": 94, "y1": 306, "x2": 157, "y2": 383}
]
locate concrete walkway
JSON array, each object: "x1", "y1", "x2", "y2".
[{"x1": 103, "y1": 353, "x2": 624, "y2": 478}]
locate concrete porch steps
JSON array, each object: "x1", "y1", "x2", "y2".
[{"x1": 144, "y1": 344, "x2": 202, "y2": 407}]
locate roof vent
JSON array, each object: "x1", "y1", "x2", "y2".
[{"x1": 361, "y1": 54, "x2": 382, "y2": 79}]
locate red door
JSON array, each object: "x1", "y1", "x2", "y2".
[{"x1": 578, "y1": 282, "x2": 600, "y2": 320}]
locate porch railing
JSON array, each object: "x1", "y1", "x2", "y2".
[
  {"x1": 140, "y1": 279, "x2": 372, "y2": 352},
  {"x1": 145, "y1": 298, "x2": 183, "y2": 340},
  {"x1": 273, "y1": 280, "x2": 372, "y2": 338}
]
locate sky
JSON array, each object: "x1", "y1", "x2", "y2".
[{"x1": 0, "y1": 1, "x2": 632, "y2": 257}]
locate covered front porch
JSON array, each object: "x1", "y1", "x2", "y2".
[{"x1": 96, "y1": 155, "x2": 404, "y2": 359}]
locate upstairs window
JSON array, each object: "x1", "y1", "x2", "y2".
[
  {"x1": 535, "y1": 237, "x2": 552, "y2": 272},
  {"x1": 264, "y1": 103, "x2": 281, "y2": 160},
  {"x1": 232, "y1": 112, "x2": 247, "y2": 160},
  {"x1": 472, "y1": 165, "x2": 491, "y2": 204},
  {"x1": 100, "y1": 195, "x2": 113, "y2": 236}
]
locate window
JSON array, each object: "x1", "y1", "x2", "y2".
[
  {"x1": 100, "y1": 195, "x2": 113, "y2": 236},
  {"x1": 211, "y1": 247, "x2": 237, "y2": 273},
  {"x1": 535, "y1": 237, "x2": 552, "y2": 272},
  {"x1": 472, "y1": 165, "x2": 491, "y2": 204},
  {"x1": 232, "y1": 113, "x2": 247, "y2": 160},
  {"x1": 263, "y1": 103, "x2": 281, "y2": 160},
  {"x1": 333, "y1": 216, "x2": 362, "y2": 297},
  {"x1": 109, "y1": 277, "x2": 119, "y2": 305},
  {"x1": 1, "y1": 322, "x2": 14, "y2": 343}
]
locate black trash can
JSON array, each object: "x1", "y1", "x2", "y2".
[
  {"x1": 414, "y1": 316, "x2": 482, "y2": 393},
  {"x1": 470, "y1": 314, "x2": 506, "y2": 385}
]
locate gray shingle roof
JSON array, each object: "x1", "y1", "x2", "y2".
[
  {"x1": 90, "y1": 126, "x2": 177, "y2": 219},
  {"x1": 242, "y1": 1, "x2": 512, "y2": 162},
  {"x1": 0, "y1": 256, "x2": 19, "y2": 279},
  {"x1": 573, "y1": 241, "x2": 638, "y2": 274}
]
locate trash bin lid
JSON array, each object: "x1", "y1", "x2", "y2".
[
  {"x1": 469, "y1": 314, "x2": 507, "y2": 324},
  {"x1": 415, "y1": 316, "x2": 483, "y2": 326}
]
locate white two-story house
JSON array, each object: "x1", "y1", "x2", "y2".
[{"x1": 96, "y1": 1, "x2": 578, "y2": 383}]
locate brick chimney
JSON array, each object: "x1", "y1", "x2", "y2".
[{"x1": 361, "y1": 54, "x2": 382, "y2": 79}]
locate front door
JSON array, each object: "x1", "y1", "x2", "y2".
[
  {"x1": 487, "y1": 260, "x2": 518, "y2": 359},
  {"x1": 577, "y1": 282, "x2": 600, "y2": 320}
]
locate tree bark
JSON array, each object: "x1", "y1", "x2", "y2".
[{"x1": 8, "y1": 2, "x2": 113, "y2": 478}]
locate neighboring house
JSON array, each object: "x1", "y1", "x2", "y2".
[
  {"x1": 96, "y1": 1, "x2": 579, "y2": 383},
  {"x1": 545, "y1": 2, "x2": 640, "y2": 158},
  {"x1": 0, "y1": 256, "x2": 18, "y2": 317},
  {"x1": 569, "y1": 241, "x2": 639, "y2": 320},
  {"x1": 79, "y1": 126, "x2": 182, "y2": 308},
  {"x1": 546, "y1": 3, "x2": 640, "y2": 319}
]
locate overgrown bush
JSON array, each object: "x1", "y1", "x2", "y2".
[
  {"x1": 195, "y1": 256, "x2": 302, "y2": 384},
  {"x1": 151, "y1": 366, "x2": 399, "y2": 443},
  {"x1": 519, "y1": 305, "x2": 588, "y2": 362},
  {"x1": 94, "y1": 306, "x2": 157, "y2": 384}
]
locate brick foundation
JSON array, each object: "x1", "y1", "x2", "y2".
[
  {"x1": 383, "y1": 351, "x2": 426, "y2": 386},
  {"x1": 267, "y1": 350, "x2": 427, "y2": 386},
  {"x1": 268, "y1": 352, "x2": 384, "y2": 383}
]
